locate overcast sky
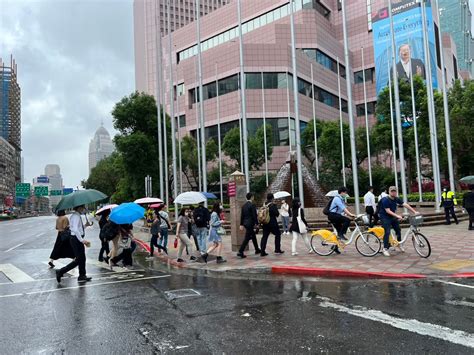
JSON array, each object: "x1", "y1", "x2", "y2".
[{"x1": 0, "y1": 0, "x2": 134, "y2": 188}]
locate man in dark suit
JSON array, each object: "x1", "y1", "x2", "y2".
[
  {"x1": 396, "y1": 44, "x2": 426, "y2": 81},
  {"x1": 260, "y1": 193, "x2": 284, "y2": 256},
  {"x1": 237, "y1": 192, "x2": 261, "y2": 258}
]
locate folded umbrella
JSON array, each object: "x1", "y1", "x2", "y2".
[
  {"x1": 55, "y1": 189, "x2": 107, "y2": 212},
  {"x1": 109, "y1": 203, "x2": 146, "y2": 225},
  {"x1": 174, "y1": 191, "x2": 206, "y2": 205}
]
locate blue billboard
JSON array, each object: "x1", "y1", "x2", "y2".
[{"x1": 372, "y1": 0, "x2": 438, "y2": 95}]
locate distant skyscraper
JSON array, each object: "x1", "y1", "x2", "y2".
[
  {"x1": 88, "y1": 124, "x2": 115, "y2": 174},
  {"x1": 45, "y1": 164, "x2": 63, "y2": 208},
  {"x1": 0, "y1": 56, "x2": 21, "y2": 202}
]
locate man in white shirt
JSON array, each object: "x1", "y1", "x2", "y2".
[
  {"x1": 396, "y1": 44, "x2": 426, "y2": 81},
  {"x1": 363, "y1": 186, "x2": 377, "y2": 227},
  {"x1": 56, "y1": 204, "x2": 93, "y2": 283}
]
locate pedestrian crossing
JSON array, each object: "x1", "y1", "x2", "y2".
[{"x1": 0, "y1": 259, "x2": 145, "y2": 284}]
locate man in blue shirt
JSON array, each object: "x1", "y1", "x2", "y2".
[
  {"x1": 328, "y1": 187, "x2": 356, "y2": 253},
  {"x1": 379, "y1": 186, "x2": 418, "y2": 256}
]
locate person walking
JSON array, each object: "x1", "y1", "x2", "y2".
[
  {"x1": 98, "y1": 209, "x2": 111, "y2": 262},
  {"x1": 237, "y1": 192, "x2": 261, "y2": 258},
  {"x1": 147, "y1": 211, "x2": 166, "y2": 259},
  {"x1": 157, "y1": 204, "x2": 171, "y2": 251},
  {"x1": 48, "y1": 210, "x2": 74, "y2": 268},
  {"x1": 188, "y1": 206, "x2": 200, "y2": 252},
  {"x1": 280, "y1": 199, "x2": 290, "y2": 235},
  {"x1": 201, "y1": 202, "x2": 227, "y2": 264},
  {"x1": 193, "y1": 202, "x2": 210, "y2": 254},
  {"x1": 260, "y1": 193, "x2": 284, "y2": 256},
  {"x1": 327, "y1": 187, "x2": 356, "y2": 254},
  {"x1": 289, "y1": 198, "x2": 312, "y2": 256},
  {"x1": 364, "y1": 186, "x2": 377, "y2": 227},
  {"x1": 379, "y1": 186, "x2": 419, "y2": 257},
  {"x1": 110, "y1": 224, "x2": 135, "y2": 267},
  {"x1": 175, "y1": 207, "x2": 198, "y2": 263},
  {"x1": 463, "y1": 184, "x2": 474, "y2": 230},
  {"x1": 56, "y1": 205, "x2": 92, "y2": 283},
  {"x1": 440, "y1": 187, "x2": 459, "y2": 225}
]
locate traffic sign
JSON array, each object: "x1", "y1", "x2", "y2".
[
  {"x1": 50, "y1": 190, "x2": 63, "y2": 196},
  {"x1": 15, "y1": 183, "x2": 31, "y2": 198},
  {"x1": 63, "y1": 188, "x2": 74, "y2": 195},
  {"x1": 34, "y1": 186, "x2": 49, "y2": 197}
]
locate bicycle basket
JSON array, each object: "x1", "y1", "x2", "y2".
[
  {"x1": 409, "y1": 215, "x2": 423, "y2": 226},
  {"x1": 359, "y1": 214, "x2": 371, "y2": 226}
]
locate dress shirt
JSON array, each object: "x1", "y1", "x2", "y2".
[
  {"x1": 364, "y1": 191, "x2": 377, "y2": 209},
  {"x1": 401, "y1": 60, "x2": 411, "y2": 78},
  {"x1": 69, "y1": 212, "x2": 85, "y2": 242}
]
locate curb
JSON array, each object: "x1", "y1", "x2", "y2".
[{"x1": 134, "y1": 238, "x2": 474, "y2": 279}]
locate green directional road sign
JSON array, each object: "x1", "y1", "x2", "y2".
[
  {"x1": 50, "y1": 190, "x2": 63, "y2": 196},
  {"x1": 15, "y1": 183, "x2": 31, "y2": 198},
  {"x1": 34, "y1": 186, "x2": 49, "y2": 197}
]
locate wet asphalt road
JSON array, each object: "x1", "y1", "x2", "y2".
[{"x1": 0, "y1": 216, "x2": 473, "y2": 354}]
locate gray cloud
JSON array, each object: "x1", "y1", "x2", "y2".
[{"x1": 0, "y1": 0, "x2": 134, "y2": 188}]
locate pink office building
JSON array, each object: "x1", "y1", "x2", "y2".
[{"x1": 134, "y1": 0, "x2": 460, "y2": 172}]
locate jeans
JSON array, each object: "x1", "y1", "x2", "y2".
[
  {"x1": 381, "y1": 218, "x2": 401, "y2": 250},
  {"x1": 59, "y1": 237, "x2": 86, "y2": 277},
  {"x1": 159, "y1": 227, "x2": 169, "y2": 249},
  {"x1": 196, "y1": 227, "x2": 208, "y2": 253},
  {"x1": 281, "y1": 216, "x2": 290, "y2": 233}
]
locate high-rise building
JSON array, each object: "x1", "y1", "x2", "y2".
[
  {"x1": 88, "y1": 125, "x2": 115, "y2": 174},
  {"x1": 439, "y1": 0, "x2": 474, "y2": 78},
  {"x1": 44, "y1": 164, "x2": 63, "y2": 208},
  {"x1": 133, "y1": 0, "x2": 231, "y2": 93},
  {"x1": 0, "y1": 56, "x2": 21, "y2": 202}
]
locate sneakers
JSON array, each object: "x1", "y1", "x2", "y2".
[
  {"x1": 292, "y1": 252, "x2": 298, "y2": 256},
  {"x1": 275, "y1": 250, "x2": 285, "y2": 254},
  {"x1": 201, "y1": 253, "x2": 208, "y2": 263},
  {"x1": 382, "y1": 248, "x2": 391, "y2": 257},
  {"x1": 78, "y1": 275, "x2": 92, "y2": 282},
  {"x1": 216, "y1": 256, "x2": 227, "y2": 264},
  {"x1": 48, "y1": 261, "x2": 55, "y2": 268}
]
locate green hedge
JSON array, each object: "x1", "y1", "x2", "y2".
[{"x1": 346, "y1": 191, "x2": 470, "y2": 204}]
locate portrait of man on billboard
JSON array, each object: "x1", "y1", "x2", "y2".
[{"x1": 396, "y1": 43, "x2": 426, "y2": 80}]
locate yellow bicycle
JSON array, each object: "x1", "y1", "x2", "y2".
[{"x1": 310, "y1": 214, "x2": 381, "y2": 257}]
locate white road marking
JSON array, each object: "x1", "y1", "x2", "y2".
[
  {"x1": 0, "y1": 264, "x2": 35, "y2": 283},
  {"x1": 436, "y1": 280, "x2": 474, "y2": 289},
  {"x1": 0, "y1": 275, "x2": 170, "y2": 298},
  {"x1": 86, "y1": 259, "x2": 130, "y2": 273},
  {"x1": 10, "y1": 228, "x2": 21, "y2": 232},
  {"x1": 4, "y1": 243, "x2": 24, "y2": 252},
  {"x1": 445, "y1": 300, "x2": 474, "y2": 308},
  {"x1": 317, "y1": 296, "x2": 474, "y2": 349}
]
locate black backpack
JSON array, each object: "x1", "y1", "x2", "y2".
[
  {"x1": 322, "y1": 197, "x2": 335, "y2": 216},
  {"x1": 194, "y1": 207, "x2": 208, "y2": 228},
  {"x1": 100, "y1": 221, "x2": 119, "y2": 241}
]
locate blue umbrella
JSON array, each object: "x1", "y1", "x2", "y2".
[
  {"x1": 109, "y1": 203, "x2": 145, "y2": 225},
  {"x1": 201, "y1": 192, "x2": 218, "y2": 200}
]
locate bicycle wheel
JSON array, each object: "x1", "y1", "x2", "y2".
[
  {"x1": 355, "y1": 232, "x2": 381, "y2": 257},
  {"x1": 412, "y1": 232, "x2": 431, "y2": 258},
  {"x1": 311, "y1": 232, "x2": 336, "y2": 256}
]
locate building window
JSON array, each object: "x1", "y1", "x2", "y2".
[
  {"x1": 453, "y1": 55, "x2": 458, "y2": 79},
  {"x1": 354, "y1": 68, "x2": 375, "y2": 84},
  {"x1": 175, "y1": 83, "x2": 185, "y2": 97},
  {"x1": 356, "y1": 102, "x2": 376, "y2": 116},
  {"x1": 367, "y1": 0, "x2": 373, "y2": 32},
  {"x1": 218, "y1": 74, "x2": 239, "y2": 95},
  {"x1": 302, "y1": 48, "x2": 346, "y2": 78},
  {"x1": 176, "y1": 114, "x2": 186, "y2": 128},
  {"x1": 246, "y1": 73, "x2": 262, "y2": 89},
  {"x1": 262, "y1": 72, "x2": 289, "y2": 89}
]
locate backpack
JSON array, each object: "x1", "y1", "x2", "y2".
[
  {"x1": 322, "y1": 197, "x2": 335, "y2": 216},
  {"x1": 194, "y1": 207, "x2": 208, "y2": 228},
  {"x1": 257, "y1": 203, "x2": 271, "y2": 225},
  {"x1": 100, "y1": 221, "x2": 119, "y2": 241}
]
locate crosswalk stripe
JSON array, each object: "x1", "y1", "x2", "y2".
[{"x1": 0, "y1": 264, "x2": 35, "y2": 283}]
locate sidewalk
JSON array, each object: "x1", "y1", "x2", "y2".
[{"x1": 134, "y1": 222, "x2": 474, "y2": 279}]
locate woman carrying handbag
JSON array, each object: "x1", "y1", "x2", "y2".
[
  {"x1": 201, "y1": 202, "x2": 227, "y2": 264},
  {"x1": 289, "y1": 198, "x2": 312, "y2": 256}
]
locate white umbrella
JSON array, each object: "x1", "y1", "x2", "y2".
[
  {"x1": 274, "y1": 191, "x2": 291, "y2": 199},
  {"x1": 325, "y1": 190, "x2": 339, "y2": 197},
  {"x1": 174, "y1": 191, "x2": 206, "y2": 205},
  {"x1": 96, "y1": 204, "x2": 118, "y2": 215},
  {"x1": 134, "y1": 197, "x2": 164, "y2": 204}
]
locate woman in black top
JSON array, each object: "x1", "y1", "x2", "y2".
[{"x1": 289, "y1": 198, "x2": 312, "y2": 256}]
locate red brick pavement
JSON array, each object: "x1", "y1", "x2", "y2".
[{"x1": 135, "y1": 222, "x2": 474, "y2": 278}]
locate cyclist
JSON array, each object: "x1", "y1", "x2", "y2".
[
  {"x1": 328, "y1": 187, "x2": 356, "y2": 254},
  {"x1": 379, "y1": 186, "x2": 419, "y2": 257}
]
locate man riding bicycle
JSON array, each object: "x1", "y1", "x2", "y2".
[
  {"x1": 379, "y1": 186, "x2": 419, "y2": 257},
  {"x1": 327, "y1": 187, "x2": 356, "y2": 254}
]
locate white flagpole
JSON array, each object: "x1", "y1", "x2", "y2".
[
  {"x1": 216, "y1": 63, "x2": 224, "y2": 202},
  {"x1": 196, "y1": 0, "x2": 207, "y2": 194},
  {"x1": 167, "y1": 0, "x2": 178, "y2": 217},
  {"x1": 310, "y1": 63, "x2": 319, "y2": 180},
  {"x1": 435, "y1": 0, "x2": 455, "y2": 192},
  {"x1": 261, "y1": 72, "x2": 269, "y2": 186},
  {"x1": 341, "y1": 0, "x2": 360, "y2": 213},
  {"x1": 176, "y1": 66, "x2": 183, "y2": 194},
  {"x1": 421, "y1": 0, "x2": 441, "y2": 211},
  {"x1": 387, "y1": 55, "x2": 399, "y2": 191},
  {"x1": 194, "y1": 59, "x2": 202, "y2": 191},
  {"x1": 237, "y1": 0, "x2": 250, "y2": 191},
  {"x1": 388, "y1": 0, "x2": 408, "y2": 204},
  {"x1": 336, "y1": 57, "x2": 346, "y2": 186},
  {"x1": 361, "y1": 46, "x2": 373, "y2": 185},
  {"x1": 154, "y1": 0, "x2": 164, "y2": 198}
]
